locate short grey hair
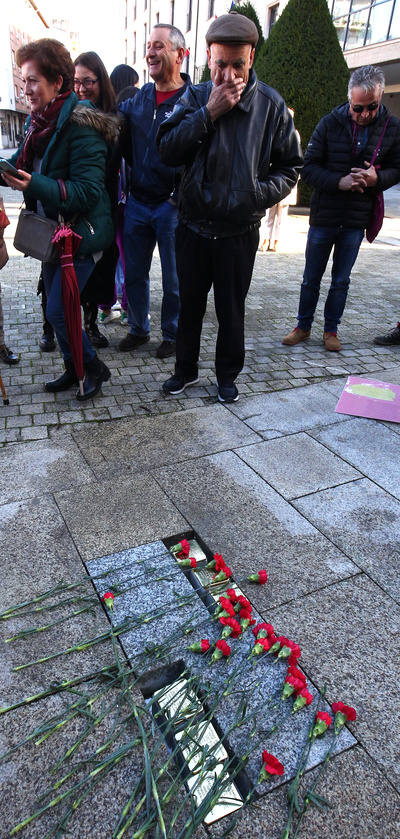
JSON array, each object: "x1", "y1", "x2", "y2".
[
  {"x1": 348, "y1": 64, "x2": 385, "y2": 99},
  {"x1": 152, "y1": 24, "x2": 185, "y2": 51}
]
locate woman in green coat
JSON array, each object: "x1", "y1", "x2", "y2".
[{"x1": 1, "y1": 38, "x2": 118, "y2": 400}]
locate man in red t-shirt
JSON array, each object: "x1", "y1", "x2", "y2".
[{"x1": 119, "y1": 24, "x2": 189, "y2": 360}]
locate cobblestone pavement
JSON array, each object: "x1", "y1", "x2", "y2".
[{"x1": 0, "y1": 186, "x2": 399, "y2": 444}]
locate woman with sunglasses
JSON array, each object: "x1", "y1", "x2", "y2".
[
  {"x1": 73, "y1": 52, "x2": 121, "y2": 350},
  {"x1": 1, "y1": 38, "x2": 117, "y2": 398}
]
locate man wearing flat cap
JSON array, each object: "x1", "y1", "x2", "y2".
[{"x1": 158, "y1": 11, "x2": 303, "y2": 403}]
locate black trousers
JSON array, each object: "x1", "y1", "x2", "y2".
[{"x1": 174, "y1": 225, "x2": 259, "y2": 385}]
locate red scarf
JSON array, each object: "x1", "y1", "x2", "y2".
[{"x1": 16, "y1": 91, "x2": 71, "y2": 173}]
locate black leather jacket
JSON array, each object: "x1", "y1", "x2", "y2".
[{"x1": 157, "y1": 69, "x2": 303, "y2": 237}]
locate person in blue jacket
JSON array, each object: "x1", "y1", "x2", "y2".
[{"x1": 118, "y1": 23, "x2": 190, "y2": 360}]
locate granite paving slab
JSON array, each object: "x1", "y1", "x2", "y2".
[
  {"x1": 86, "y1": 542, "x2": 355, "y2": 792},
  {"x1": 293, "y1": 478, "x2": 400, "y2": 603},
  {"x1": 71, "y1": 404, "x2": 261, "y2": 475},
  {"x1": 227, "y1": 384, "x2": 351, "y2": 436},
  {"x1": 267, "y1": 575, "x2": 400, "y2": 790},
  {"x1": 236, "y1": 433, "x2": 361, "y2": 499},
  {"x1": 311, "y1": 417, "x2": 400, "y2": 500},
  {"x1": 208, "y1": 746, "x2": 400, "y2": 839},
  {"x1": 0, "y1": 436, "x2": 95, "y2": 505},
  {"x1": 54, "y1": 473, "x2": 187, "y2": 562},
  {"x1": 156, "y1": 451, "x2": 358, "y2": 611}
]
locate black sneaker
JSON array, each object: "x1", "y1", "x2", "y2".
[
  {"x1": 85, "y1": 324, "x2": 109, "y2": 348},
  {"x1": 162, "y1": 374, "x2": 199, "y2": 395},
  {"x1": 217, "y1": 383, "x2": 239, "y2": 403},
  {"x1": 119, "y1": 333, "x2": 150, "y2": 352},
  {"x1": 373, "y1": 323, "x2": 400, "y2": 346},
  {"x1": 156, "y1": 340, "x2": 176, "y2": 359}
]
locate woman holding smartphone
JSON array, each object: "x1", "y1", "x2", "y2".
[{"x1": 1, "y1": 38, "x2": 117, "y2": 400}]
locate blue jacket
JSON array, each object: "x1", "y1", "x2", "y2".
[{"x1": 119, "y1": 74, "x2": 190, "y2": 205}]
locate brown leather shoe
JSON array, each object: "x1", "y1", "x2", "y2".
[
  {"x1": 282, "y1": 327, "x2": 311, "y2": 346},
  {"x1": 323, "y1": 331, "x2": 341, "y2": 352}
]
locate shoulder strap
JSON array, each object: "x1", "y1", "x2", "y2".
[{"x1": 370, "y1": 118, "x2": 390, "y2": 166}]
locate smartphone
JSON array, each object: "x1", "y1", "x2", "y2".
[{"x1": 0, "y1": 159, "x2": 21, "y2": 177}]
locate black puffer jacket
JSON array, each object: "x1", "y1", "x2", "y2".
[
  {"x1": 303, "y1": 103, "x2": 400, "y2": 229},
  {"x1": 157, "y1": 69, "x2": 303, "y2": 237}
]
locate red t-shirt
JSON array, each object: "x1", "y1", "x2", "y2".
[{"x1": 156, "y1": 86, "x2": 184, "y2": 106}]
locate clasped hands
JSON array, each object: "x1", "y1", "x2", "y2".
[{"x1": 339, "y1": 160, "x2": 378, "y2": 193}]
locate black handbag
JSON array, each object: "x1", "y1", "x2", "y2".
[{"x1": 13, "y1": 209, "x2": 60, "y2": 263}]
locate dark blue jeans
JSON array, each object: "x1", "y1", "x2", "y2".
[
  {"x1": 297, "y1": 226, "x2": 364, "y2": 332},
  {"x1": 42, "y1": 257, "x2": 96, "y2": 363},
  {"x1": 124, "y1": 195, "x2": 179, "y2": 341}
]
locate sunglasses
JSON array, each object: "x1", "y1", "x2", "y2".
[
  {"x1": 74, "y1": 77, "x2": 98, "y2": 89},
  {"x1": 351, "y1": 102, "x2": 379, "y2": 113}
]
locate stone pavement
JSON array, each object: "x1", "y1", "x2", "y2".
[{"x1": 0, "y1": 185, "x2": 399, "y2": 837}]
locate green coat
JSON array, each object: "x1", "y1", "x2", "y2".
[{"x1": 11, "y1": 93, "x2": 118, "y2": 255}]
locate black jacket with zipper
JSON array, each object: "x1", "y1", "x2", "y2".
[
  {"x1": 302, "y1": 103, "x2": 400, "y2": 229},
  {"x1": 119, "y1": 74, "x2": 191, "y2": 205},
  {"x1": 156, "y1": 69, "x2": 303, "y2": 237}
]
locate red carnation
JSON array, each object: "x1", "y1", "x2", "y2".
[
  {"x1": 214, "y1": 553, "x2": 225, "y2": 571},
  {"x1": 252, "y1": 636, "x2": 274, "y2": 656},
  {"x1": 213, "y1": 567, "x2": 232, "y2": 583},
  {"x1": 253, "y1": 622, "x2": 275, "y2": 639},
  {"x1": 226, "y1": 588, "x2": 238, "y2": 603},
  {"x1": 211, "y1": 638, "x2": 231, "y2": 662},
  {"x1": 217, "y1": 596, "x2": 236, "y2": 617},
  {"x1": 220, "y1": 616, "x2": 242, "y2": 638},
  {"x1": 259, "y1": 750, "x2": 285, "y2": 781},
  {"x1": 247, "y1": 569, "x2": 268, "y2": 584},
  {"x1": 237, "y1": 595, "x2": 252, "y2": 611},
  {"x1": 101, "y1": 592, "x2": 114, "y2": 611},
  {"x1": 188, "y1": 639, "x2": 211, "y2": 653},
  {"x1": 177, "y1": 556, "x2": 197, "y2": 568},
  {"x1": 312, "y1": 711, "x2": 332, "y2": 738},
  {"x1": 292, "y1": 687, "x2": 313, "y2": 713},
  {"x1": 172, "y1": 538, "x2": 190, "y2": 558},
  {"x1": 282, "y1": 667, "x2": 307, "y2": 700},
  {"x1": 332, "y1": 701, "x2": 357, "y2": 722}
]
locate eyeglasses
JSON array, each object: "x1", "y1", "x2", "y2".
[
  {"x1": 74, "y1": 77, "x2": 98, "y2": 90},
  {"x1": 351, "y1": 102, "x2": 379, "y2": 113}
]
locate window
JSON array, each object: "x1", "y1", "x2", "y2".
[
  {"x1": 156, "y1": 12, "x2": 159, "y2": 23},
  {"x1": 144, "y1": 22, "x2": 147, "y2": 57},
  {"x1": 171, "y1": 0, "x2": 175, "y2": 23},
  {"x1": 187, "y1": 0, "x2": 192, "y2": 31},
  {"x1": 133, "y1": 31, "x2": 136, "y2": 64},
  {"x1": 268, "y1": 3, "x2": 279, "y2": 32},
  {"x1": 389, "y1": 0, "x2": 400, "y2": 37},
  {"x1": 208, "y1": 0, "x2": 215, "y2": 17},
  {"x1": 144, "y1": 0, "x2": 147, "y2": 10},
  {"x1": 332, "y1": 0, "x2": 396, "y2": 49}
]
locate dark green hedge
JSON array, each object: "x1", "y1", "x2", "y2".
[{"x1": 255, "y1": 0, "x2": 349, "y2": 204}]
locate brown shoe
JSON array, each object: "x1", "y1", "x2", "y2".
[
  {"x1": 323, "y1": 331, "x2": 341, "y2": 352},
  {"x1": 282, "y1": 327, "x2": 311, "y2": 346}
]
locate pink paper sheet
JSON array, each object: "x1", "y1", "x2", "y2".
[{"x1": 335, "y1": 376, "x2": 400, "y2": 423}]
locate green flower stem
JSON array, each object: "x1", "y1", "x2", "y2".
[
  {"x1": 0, "y1": 593, "x2": 97, "y2": 623},
  {"x1": 5, "y1": 604, "x2": 96, "y2": 642},
  {"x1": 0, "y1": 666, "x2": 118, "y2": 716},
  {"x1": 281, "y1": 688, "x2": 326, "y2": 839},
  {"x1": 291, "y1": 734, "x2": 337, "y2": 839}
]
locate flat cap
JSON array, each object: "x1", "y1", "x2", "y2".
[{"x1": 206, "y1": 11, "x2": 259, "y2": 47}]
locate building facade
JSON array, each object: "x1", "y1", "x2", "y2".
[
  {"x1": 0, "y1": 0, "x2": 81, "y2": 150},
  {"x1": 123, "y1": 0, "x2": 400, "y2": 113}
]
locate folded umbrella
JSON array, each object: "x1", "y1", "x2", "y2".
[{"x1": 52, "y1": 226, "x2": 84, "y2": 396}]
